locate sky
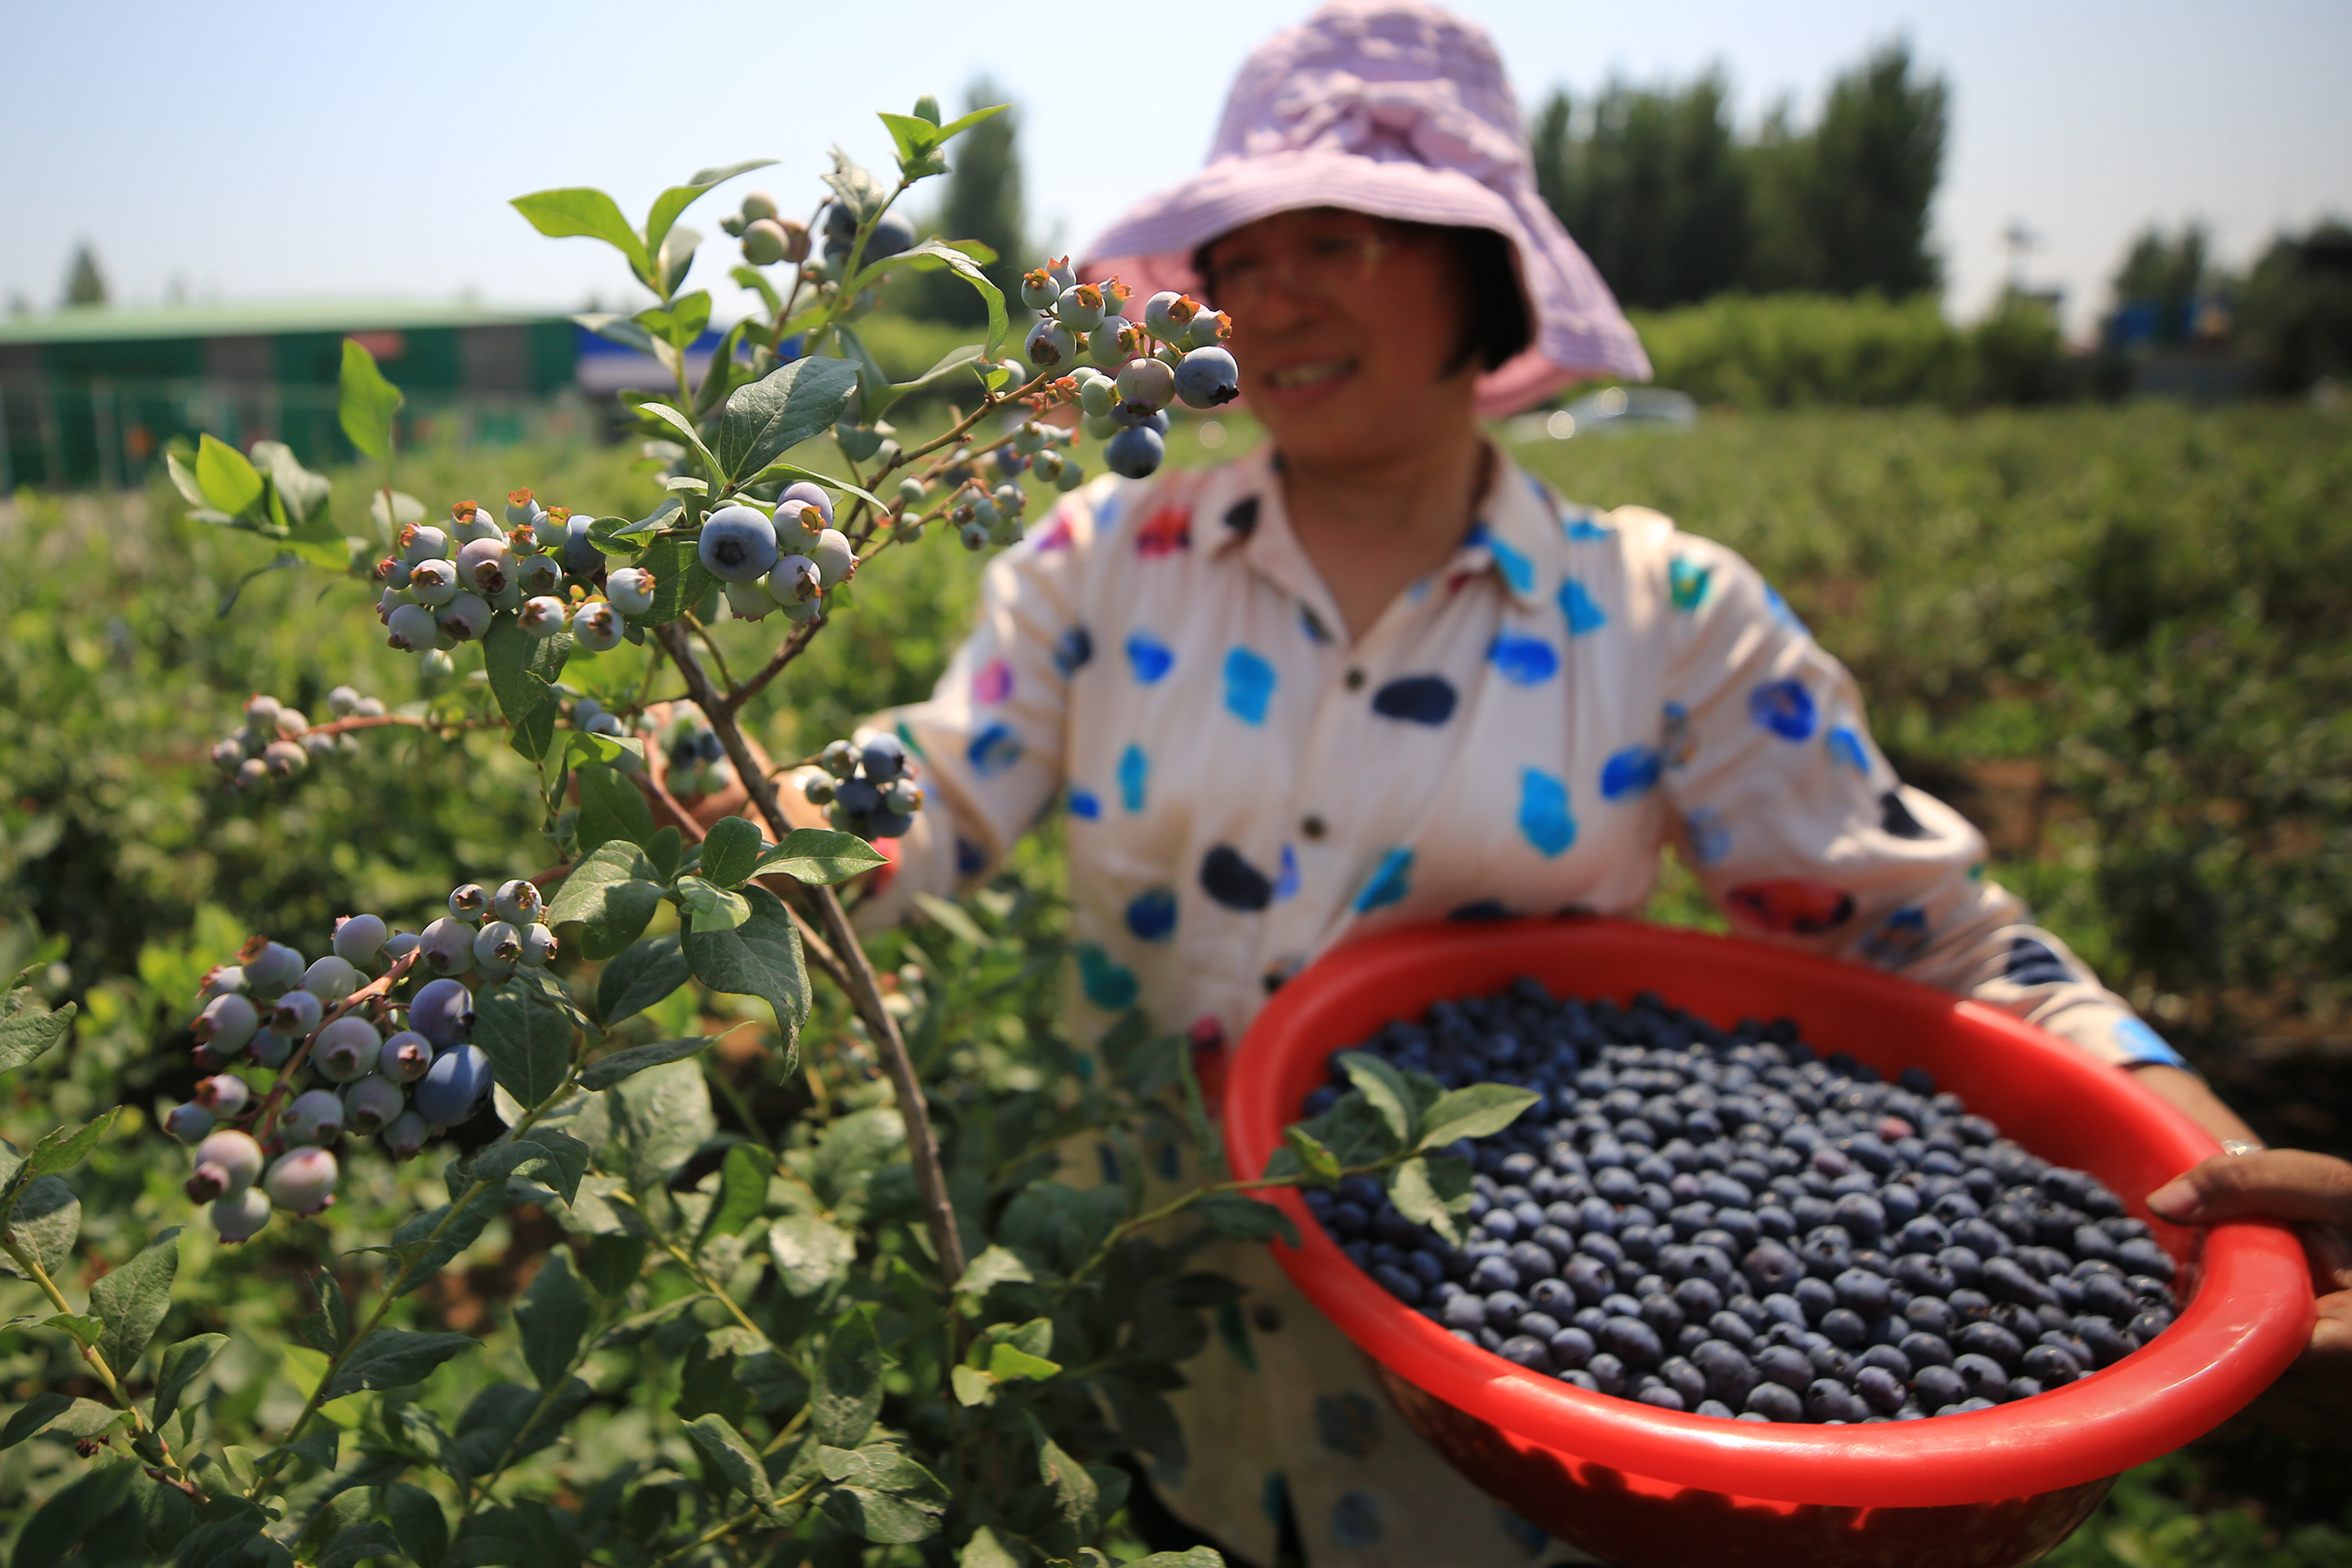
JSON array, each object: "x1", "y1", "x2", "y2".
[{"x1": 5, "y1": 0, "x2": 2347, "y2": 339}]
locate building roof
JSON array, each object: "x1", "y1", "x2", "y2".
[{"x1": 0, "y1": 297, "x2": 572, "y2": 346}]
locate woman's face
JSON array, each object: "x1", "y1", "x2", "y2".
[{"x1": 1202, "y1": 208, "x2": 1479, "y2": 466}]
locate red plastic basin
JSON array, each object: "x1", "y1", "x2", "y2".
[{"x1": 1224, "y1": 917, "x2": 2314, "y2": 1568}]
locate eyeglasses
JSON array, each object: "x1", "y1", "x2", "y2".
[{"x1": 1200, "y1": 227, "x2": 1403, "y2": 311}]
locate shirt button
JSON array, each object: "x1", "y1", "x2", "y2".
[
  {"x1": 1344, "y1": 668, "x2": 1365, "y2": 690},
  {"x1": 1301, "y1": 815, "x2": 1327, "y2": 840}
]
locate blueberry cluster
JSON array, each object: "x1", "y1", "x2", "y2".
[
  {"x1": 657, "y1": 709, "x2": 735, "y2": 799},
  {"x1": 1022, "y1": 262, "x2": 1239, "y2": 481},
  {"x1": 374, "y1": 491, "x2": 638, "y2": 655},
  {"x1": 209, "y1": 687, "x2": 384, "y2": 794},
  {"x1": 570, "y1": 695, "x2": 645, "y2": 775},
  {"x1": 940, "y1": 426, "x2": 1078, "y2": 551},
  {"x1": 800, "y1": 732, "x2": 921, "y2": 840},
  {"x1": 1304, "y1": 983, "x2": 2181, "y2": 1424},
  {"x1": 697, "y1": 481, "x2": 854, "y2": 626},
  {"x1": 166, "y1": 881, "x2": 550, "y2": 1243}
]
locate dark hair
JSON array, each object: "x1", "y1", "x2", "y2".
[{"x1": 1191, "y1": 218, "x2": 1533, "y2": 376}]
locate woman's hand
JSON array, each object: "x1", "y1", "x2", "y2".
[{"x1": 2147, "y1": 1148, "x2": 2352, "y2": 1443}]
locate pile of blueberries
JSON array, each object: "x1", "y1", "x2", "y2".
[
  {"x1": 374, "y1": 490, "x2": 641, "y2": 657},
  {"x1": 163, "y1": 880, "x2": 537, "y2": 1243},
  {"x1": 696, "y1": 481, "x2": 858, "y2": 626},
  {"x1": 801, "y1": 731, "x2": 922, "y2": 840},
  {"x1": 209, "y1": 687, "x2": 386, "y2": 794},
  {"x1": 1020, "y1": 261, "x2": 1240, "y2": 482},
  {"x1": 1301, "y1": 983, "x2": 2182, "y2": 1424}
]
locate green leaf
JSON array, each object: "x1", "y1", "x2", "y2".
[
  {"x1": 0, "y1": 1392, "x2": 71, "y2": 1450},
  {"x1": 508, "y1": 696, "x2": 559, "y2": 766},
  {"x1": 645, "y1": 159, "x2": 778, "y2": 263},
  {"x1": 482, "y1": 614, "x2": 571, "y2": 728},
  {"x1": 682, "y1": 884, "x2": 808, "y2": 1056},
  {"x1": 337, "y1": 339, "x2": 403, "y2": 464},
  {"x1": 510, "y1": 187, "x2": 652, "y2": 279},
  {"x1": 685, "y1": 1413, "x2": 775, "y2": 1510},
  {"x1": 936, "y1": 103, "x2": 1011, "y2": 142},
  {"x1": 833, "y1": 325, "x2": 895, "y2": 422},
  {"x1": 380, "y1": 1184, "x2": 503, "y2": 1298},
  {"x1": 152, "y1": 1332, "x2": 227, "y2": 1433},
  {"x1": 677, "y1": 875, "x2": 751, "y2": 933},
  {"x1": 911, "y1": 892, "x2": 988, "y2": 948},
  {"x1": 38, "y1": 1312, "x2": 101, "y2": 1348},
  {"x1": 0, "y1": 1177, "x2": 79, "y2": 1280},
  {"x1": 887, "y1": 239, "x2": 1009, "y2": 358},
  {"x1": 89, "y1": 1226, "x2": 180, "y2": 1375},
  {"x1": 1192, "y1": 1192, "x2": 1301, "y2": 1248},
  {"x1": 25, "y1": 1108, "x2": 118, "y2": 1178},
  {"x1": 986, "y1": 1341, "x2": 1060, "y2": 1382},
  {"x1": 699, "y1": 815, "x2": 766, "y2": 888},
  {"x1": 637, "y1": 534, "x2": 716, "y2": 628},
  {"x1": 0, "y1": 981, "x2": 77, "y2": 1075},
  {"x1": 817, "y1": 1444, "x2": 949, "y2": 1544},
  {"x1": 813, "y1": 1309, "x2": 881, "y2": 1449},
  {"x1": 575, "y1": 763, "x2": 655, "y2": 855},
  {"x1": 470, "y1": 1127, "x2": 591, "y2": 1206},
  {"x1": 581, "y1": 1032, "x2": 715, "y2": 1091},
  {"x1": 516, "y1": 1250, "x2": 590, "y2": 1391},
  {"x1": 821, "y1": 147, "x2": 892, "y2": 229},
  {"x1": 572, "y1": 311, "x2": 661, "y2": 358},
  {"x1": 387, "y1": 1482, "x2": 449, "y2": 1568},
  {"x1": 1033, "y1": 1436, "x2": 1100, "y2": 1546},
  {"x1": 949, "y1": 1364, "x2": 995, "y2": 1408},
  {"x1": 700, "y1": 1144, "x2": 774, "y2": 1244},
  {"x1": 1282, "y1": 1125, "x2": 1342, "y2": 1185},
  {"x1": 637, "y1": 400, "x2": 722, "y2": 477},
  {"x1": 750, "y1": 828, "x2": 886, "y2": 886},
  {"x1": 474, "y1": 980, "x2": 574, "y2": 1109},
  {"x1": 635, "y1": 290, "x2": 712, "y2": 355},
  {"x1": 1335, "y1": 1051, "x2": 1418, "y2": 1146},
  {"x1": 1386, "y1": 1155, "x2": 1475, "y2": 1247},
  {"x1": 324, "y1": 1330, "x2": 478, "y2": 1399},
  {"x1": 603, "y1": 1058, "x2": 717, "y2": 1192},
  {"x1": 959, "y1": 1526, "x2": 1027, "y2": 1568},
  {"x1": 321, "y1": 1523, "x2": 399, "y2": 1568},
  {"x1": 950, "y1": 1243, "x2": 1033, "y2": 1299},
  {"x1": 546, "y1": 840, "x2": 663, "y2": 960},
  {"x1": 887, "y1": 343, "x2": 989, "y2": 411},
  {"x1": 1416, "y1": 1083, "x2": 1540, "y2": 1150},
  {"x1": 716, "y1": 356, "x2": 862, "y2": 482},
  {"x1": 301, "y1": 1269, "x2": 350, "y2": 1353},
  {"x1": 746, "y1": 462, "x2": 888, "y2": 514},
  {"x1": 194, "y1": 433, "x2": 263, "y2": 517},
  {"x1": 768, "y1": 1214, "x2": 857, "y2": 1298}
]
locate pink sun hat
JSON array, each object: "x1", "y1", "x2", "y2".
[{"x1": 1080, "y1": 0, "x2": 1652, "y2": 419}]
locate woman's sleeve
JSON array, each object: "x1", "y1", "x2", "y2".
[
  {"x1": 844, "y1": 481, "x2": 1106, "y2": 930},
  {"x1": 1646, "y1": 513, "x2": 2189, "y2": 1072}
]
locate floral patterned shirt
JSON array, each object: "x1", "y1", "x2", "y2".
[{"x1": 851, "y1": 443, "x2": 2180, "y2": 1565}]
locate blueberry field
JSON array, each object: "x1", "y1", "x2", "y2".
[{"x1": 1, "y1": 398, "x2": 2347, "y2": 1563}]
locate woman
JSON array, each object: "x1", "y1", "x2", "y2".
[{"x1": 821, "y1": 4, "x2": 2347, "y2": 1560}]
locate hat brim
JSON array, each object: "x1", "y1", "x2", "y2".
[{"x1": 1081, "y1": 148, "x2": 1651, "y2": 419}]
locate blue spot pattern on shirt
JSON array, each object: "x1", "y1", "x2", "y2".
[
  {"x1": 1860, "y1": 906, "x2": 1930, "y2": 967},
  {"x1": 1125, "y1": 888, "x2": 1178, "y2": 941},
  {"x1": 895, "y1": 719, "x2": 927, "y2": 761},
  {"x1": 1683, "y1": 808, "x2": 1731, "y2": 865},
  {"x1": 1224, "y1": 646, "x2": 1277, "y2": 724},
  {"x1": 954, "y1": 837, "x2": 988, "y2": 877},
  {"x1": 1669, "y1": 556, "x2": 1713, "y2": 612},
  {"x1": 1763, "y1": 581, "x2": 1811, "y2": 636},
  {"x1": 1354, "y1": 848, "x2": 1414, "y2": 913},
  {"x1": 1067, "y1": 789, "x2": 1100, "y2": 820},
  {"x1": 1224, "y1": 495, "x2": 1260, "y2": 538},
  {"x1": 1153, "y1": 1139, "x2": 1181, "y2": 1180},
  {"x1": 1299, "y1": 605, "x2": 1332, "y2": 643},
  {"x1": 1826, "y1": 725, "x2": 1870, "y2": 772},
  {"x1": 1095, "y1": 1142, "x2": 1120, "y2": 1185},
  {"x1": 1519, "y1": 768, "x2": 1577, "y2": 857},
  {"x1": 1370, "y1": 674, "x2": 1456, "y2": 724},
  {"x1": 1274, "y1": 844, "x2": 1300, "y2": 902},
  {"x1": 1330, "y1": 1490, "x2": 1384, "y2": 1550},
  {"x1": 1565, "y1": 515, "x2": 1614, "y2": 541},
  {"x1": 2006, "y1": 936, "x2": 2077, "y2": 988},
  {"x1": 1880, "y1": 789, "x2": 1933, "y2": 840},
  {"x1": 1749, "y1": 679, "x2": 1817, "y2": 741},
  {"x1": 1053, "y1": 625, "x2": 1094, "y2": 677},
  {"x1": 1486, "y1": 530, "x2": 1534, "y2": 593},
  {"x1": 1313, "y1": 1392, "x2": 1381, "y2": 1458},
  {"x1": 1117, "y1": 744, "x2": 1148, "y2": 813},
  {"x1": 1488, "y1": 632, "x2": 1559, "y2": 685},
  {"x1": 1200, "y1": 845, "x2": 1273, "y2": 910},
  {"x1": 1450, "y1": 898, "x2": 1512, "y2": 921},
  {"x1": 1094, "y1": 488, "x2": 1126, "y2": 532},
  {"x1": 1076, "y1": 943, "x2": 1138, "y2": 1010},
  {"x1": 1125, "y1": 631, "x2": 1174, "y2": 684},
  {"x1": 1600, "y1": 744, "x2": 1664, "y2": 800},
  {"x1": 1559, "y1": 576, "x2": 1608, "y2": 635},
  {"x1": 967, "y1": 722, "x2": 1022, "y2": 777},
  {"x1": 2114, "y1": 1016, "x2": 2189, "y2": 1069},
  {"x1": 1497, "y1": 1507, "x2": 1551, "y2": 1555}
]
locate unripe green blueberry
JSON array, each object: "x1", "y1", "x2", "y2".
[
  {"x1": 1020, "y1": 267, "x2": 1061, "y2": 311},
  {"x1": 245, "y1": 694, "x2": 281, "y2": 729},
  {"x1": 1057, "y1": 282, "x2": 1107, "y2": 333},
  {"x1": 811, "y1": 529, "x2": 857, "y2": 587},
  {"x1": 519, "y1": 924, "x2": 559, "y2": 967},
  {"x1": 720, "y1": 212, "x2": 746, "y2": 238},
  {"x1": 780, "y1": 594, "x2": 823, "y2": 625},
  {"x1": 273, "y1": 707, "x2": 308, "y2": 739},
  {"x1": 1054, "y1": 458, "x2": 1086, "y2": 492},
  {"x1": 448, "y1": 884, "x2": 489, "y2": 920},
  {"x1": 165, "y1": 1102, "x2": 214, "y2": 1144},
  {"x1": 520, "y1": 596, "x2": 568, "y2": 637},
  {"x1": 398, "y1": 523, "x2": 451, "y2": 564},
  {"x1": 387, "y1": 603, "x2": 439, "y2": 653},
  {"x1": 234, "y1": 757, "x2": 269, "y2": 793},
  {"x1": 450, "y1": 502, "x2": 503, "y2": 544},
  {"x1": 821, "y1": 739, "x2": 859, "y2": 779},
  {"x1": 283, "y1": 1089, "x2": 344, "y2": 1144},
  {"x1": 493, "y1": 879, "x2": 543, "y2": 926},
  {"x1": 1116, "y1": 356, "x2": 1175, "y2": 413},
  {"x1": 379, "y1": 1030, "x2": 433, "y2": 1083},
  {"x1": 572, "y1": 601, "x2": 624, "y2": 652},
  {"x1": 1025, "y1": 318, "x2": 1076, "y2": 369},
  {"x1": 332, "y1": 913, "x2": 388, "y2": 967},
  {"x1": 210, "y1": 738, "x2": 244, "y2": 773},
  {"x1": 419, "y1": 648, "x2": 457, "y2": 684},
  {"x1": 518, "y1": 553, "x2": 564, "y2": 597},
  {"x1": 896, "y1": 476, "x2": 929, "y2": 507},
  {"x1": 379, "y1": 1111, "x2": 431, "y2": 1160},
  {"x1": 1142, "y1": 291, "x2": 1199, "y2": 341},
  {"x1": 263, "y1": 739, "x2": 307, "y2": 778},
  {"x1": 742, "y1": 218, "x2": 793, "y2": 266},
  {"x1": 1032, "y1": 448, "x2": 1066, "y2": 485},
  {"x1": 303, "y1": 955, "x2": 361, "y2": 1003},
  {"x1": 343, "y1": 1075, "x2": 406, "y2": 1135},
  {"x1": 1083, "y1": 412, "x2": 1121, "y2": 441},
  {"x1": 237, "y1": 724, "x2": 269, "y2": 757},
  {"x1": 606, "y1": 566, "x2": 657, "y2": 617},
  {"x1": 724, "y1": 578, "x2": 777, "y2": 621},
  {"x1": 1088, "y1": 318, "x2": 1140, "y2": 368},
  {"x1": 325, "y1": 685, "x2": 363, "y2": 720},
  {"x1": 473, "y1": 920, "x2": 523, "y2": 973},
  {"x1": 417, "y1": 917, "x2": 476, "y2": 977},
  {"x1": 195, "y1": 993, "x2": 260, "y2": 1052},
  {"x1": 741, "y1": 190, "x2": 779, "y2": 223},
  {"x1": 882, "y1": 778, "x2": 923, "y2": 815},
  {"x1": 302, "y1": 731, "x2": 336, "y2": 761},
  {"x1": 194, "y1": 1074, "x2": 249, "y2": 1116},
  {"x1": 960, "y1": 521, "x2": 989, "y2": 551},
  {"x1": 992, "y1": 482, "x2": 1025, "y2": 517},
  {"x1": 767, "y1": 555, "x2": 822, "y2": 607},
  {"x1": 801, "y1": 772, "x2": 836, "y2": 806},
  {"x1": 436, "y1": 591, "x2": 492, "y2": 642},
  {"x1": 264, "y1": 1145, "x2": 339, "y2": 1215},
  {"x1": 314, "y1": 1015, "x2": 381, "y2": 1082},
  {"x1": 193, "y1": 1128, "x2": 264, "y2": 1194},
  {"x1": 249, "y1": 1028, "x2": 293, "y2": 1069},
  {"x1": 211, "y1": 1186, "x2": 273, "y2": 1243},
  {"x1": 503, "y1": 488, "x2": 544, "y2": 529},
  {"x1": 271, "y1": 989, "x2": 323, "y2": 1037},
  {"x1": 407, "y1": 557, "x2": 459, "y2": 606},
  {"x1": 355, "y1": 695, "x2": 386, "y2": 719},
  {"x1": 199, "y1": 964, "x2": 246, "y2": 1000}
]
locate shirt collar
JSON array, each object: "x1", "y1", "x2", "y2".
[{"x1": 1207, "y1": 443, "x2": 1558, "y2": 614}]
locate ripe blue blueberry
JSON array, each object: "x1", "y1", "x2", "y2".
[
  {"x1": 165, "y1": 1102, "x2": 214, "y2": 1144},
  {"x1": 699, "y1": 505, "x2": 780, "y2": 583},
  {"x1": 1105, "y1": 425, "x2": 1165, "y2": 480},
  {"x1": 416, "y1": 1044, "x2": 492, "y2": 1125},
  {"x1": 1174, "y1": 346, "x2": 1240, "y2": 408}
]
